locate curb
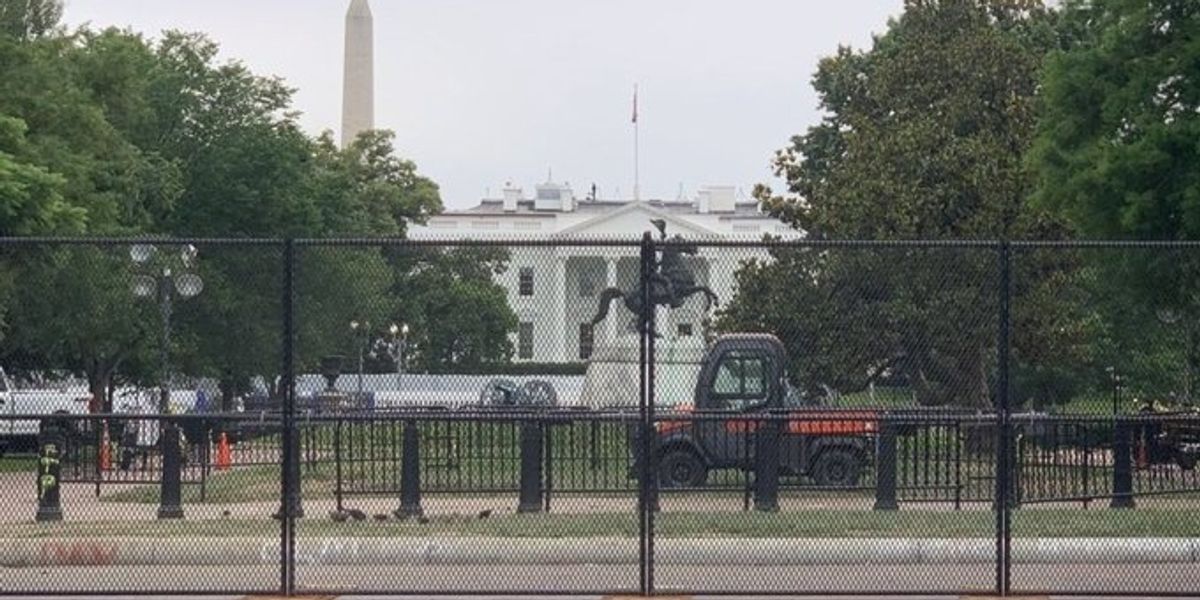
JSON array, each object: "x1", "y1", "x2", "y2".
[{"x1": 1, "y1": 537, "x2": 1197, "y2": 568}]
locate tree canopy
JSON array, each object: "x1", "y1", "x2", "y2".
[
  {"x1": 722, "y1": 0, "x2": 1088, "y2": 408},
  {"x1": 1027, "y1": 0, "x2": 1200, "y2": 404},
  {"x1": 1029, "y1": 0, "x2": 1200, "y2": 240},
  {"x1": 0, "y1": 3, "x2": 517, "y2": 406}
]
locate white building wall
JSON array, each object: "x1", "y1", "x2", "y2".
[{"x1": 412, "y1": 189, "x2": 803, "y2": 363}]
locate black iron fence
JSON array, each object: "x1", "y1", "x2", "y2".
[{"x1": 3, "y1": 237, "x2": 1200, "y2": 596}]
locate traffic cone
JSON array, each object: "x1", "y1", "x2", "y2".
[
  {"x1": 216, "y1": 431, "x2": 232, "y2": 471},
  {"x1": 99, "y1": 421, "x2": 112, "y2": 471}
]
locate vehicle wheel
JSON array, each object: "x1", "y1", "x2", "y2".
[
  {"x1": 810, "y1": 448, "x2": 862, "y2": 487},
  {"x1": 519, "y1": 380, "x2": 557, "y2": 408},
  {"x1": 1177, "y1": 453, "x2": 1197, "y2": 471},
  {"x1": 658, "y1": 449, "x2": 707, "y2": 488},
  {"x1": 479, "y1": 378, "x2": 518, "y2": 407}
]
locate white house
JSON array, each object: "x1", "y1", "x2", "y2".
[{"x1": 409, "y1": 183, "x2": 802, "y2": 363}]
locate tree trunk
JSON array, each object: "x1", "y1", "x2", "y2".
[
  {"x1": 87, "y1": 360, "x2": 111, "y2": 413},
  {"x1": 219, "y1": 376, "x2": 235, "y2": 412}
]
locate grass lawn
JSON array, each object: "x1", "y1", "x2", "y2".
[
  {"x1": 0, "y1": 457, "x2": 36, "y2": 472},
  {"x1": 100, "y1": 464, "x2": 336, "y2": 504},
  {"x1": 6, "y1": 508, "x2": 1200, "y2": 539}
]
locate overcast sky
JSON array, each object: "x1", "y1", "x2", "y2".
[{"x1": 62, "y1": 0, "x2": 902, "y2": 209}]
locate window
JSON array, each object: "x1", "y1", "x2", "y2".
[
  {"x1": 712, "y1": 352, "x2": 769, "y2": 410},
  {"x1": 518, "y1": 322, "x2": 534, "y2": 359},
  {"x1": 578, "y1": 323, "x2": 595, "y2": 360},
  {"x1": 579, "y1": 270, "x2": 600, "y2": 297},
  {"x1": 677, "y1": 323, "x2": 693, "y2": 337},
  {"x1": 519, "y1": 267, "x2": 534, "y2": 296}
]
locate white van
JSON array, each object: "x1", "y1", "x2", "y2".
[{"x1": 0, "y1": 368, "x2": 92, "y2": 453}]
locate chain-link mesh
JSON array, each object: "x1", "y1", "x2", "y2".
[
  {"x1": 1009, "y1": 244, "x2": 1200, "y2": 595},
  {"x1": 291, "y1": 240, "x2": 642, "y2": 594},
  {"x1": 0, "y1": 240, "x2": 284, "y2": 594},
  {"x1": 1, "y1": 237, "x2": 1198, "y2": 595},
  {"x1": 641, "y1": 242, "x2": 1001, "y2": 594}
]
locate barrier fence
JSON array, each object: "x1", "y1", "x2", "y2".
[{"x1": 2, "y1": 237, "x2": 1200, "y2": 596}]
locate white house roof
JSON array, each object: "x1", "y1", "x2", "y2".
[{"x1": 553, "y1": 201, "x2": 721, "y2": 239}]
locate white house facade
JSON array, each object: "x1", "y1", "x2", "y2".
[{"x1": 409, "y1": 183, "x2": 803, "y2": 363}]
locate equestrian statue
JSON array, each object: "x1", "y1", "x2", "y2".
[{"x1": 590, "y1": 219, "x2": 719, "y2": 335}]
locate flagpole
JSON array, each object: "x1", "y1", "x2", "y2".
[{"x1": 633, "y1": 84, "x2": 640, "y2": 202}]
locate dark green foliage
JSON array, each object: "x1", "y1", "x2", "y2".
[
  {"x1": 724, "y1": 1, "x2": 1087, "y2": 408},
  {"x1": 0, "y1": 17, "x2": 516, "y2": 400}
]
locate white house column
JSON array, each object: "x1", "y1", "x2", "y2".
[
  {"x1": 604, "y1": 257, "x2": 620, "y2": 341},
  {"x1": 550, "y1": 254, "x2": 568, "y2": 362}
]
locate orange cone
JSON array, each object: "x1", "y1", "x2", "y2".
[
  {"x1": 216, "y1": 431, "x2": 232, "y2": 471},
  {"x1": 99, "y1": 421, "x2": 112, "y2": 471}
]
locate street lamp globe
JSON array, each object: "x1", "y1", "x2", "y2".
[
  {"x1": 175, "y1": 273, "x2": 204, "y2": 298},
  {"x1": 180, "y1": 244, "x2": 198, "y2": 267},
  {"x1": 1157, "y1": 308, "x2": 1182, "y2": 325},
  {"x1": 131, "y1": 275, "x2": 157, "y2": 298},
  {"x1": 130, "y1": 244, "x2": 157, "y2": 264}
]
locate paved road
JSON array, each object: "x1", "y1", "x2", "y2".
[{"x1": 0, "y1": 563, "x2": 1196, "y2": 595}]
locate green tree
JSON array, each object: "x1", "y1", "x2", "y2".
[
  {"x1": 0, "y1": 21, "x2": 517, "y2": 405},
  {"x1": 0, "y1": 30, "x2": 180, "y2": 233},
  {"x1": 0, "y1": 0, "x2": 62, "y2": 41},
  {"x1": 0, "y1": 115, "x2": 81, "y2": 234},
  {"x1": 3, "y1": 246, "x2": 158, "y2": 405},
  {"x1": 1030, "y1": 0, "x2": 1200, "y2": 239},
  {"x1": 1029, "y1": 0, "x2": 1200, "y2": 403},
  {"x1": 724, "y1": 0, "x2": 1084, "y2": 407},
  {"x1": 388, "y1": 246, "x2": 516, "y2": 372}
]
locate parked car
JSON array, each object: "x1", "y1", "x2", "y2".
[{"x1": 0, "y1": 368, "x2": 92, "y2": 455}]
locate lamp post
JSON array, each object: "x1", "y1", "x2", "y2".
[
  {"x1": 130, "y1": 243, "x2": 202, "y2": 520},
  {"x1": 130, "y1": 244, "x2": 204, "y2": 414},
  {"x1": 1106, "y1": 366, "x2": 1122, "y2": 416},
  {"x1": 350, "y1": 320, "x2": 368, "y2": 405},
  {"x1": 373, "y1": 323, "x2": 409, "y2": 389},
  {"x1": 1157, "y1": 307, "x2": 1189, "y2": 405}
]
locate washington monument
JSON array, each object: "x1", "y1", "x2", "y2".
[{"x1": 342, "y1": 0, "x2": 374, "y2": 147}]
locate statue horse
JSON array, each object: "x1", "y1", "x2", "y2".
[{"x1": 590, "y1": 236, "x2": 719, "y2": 335}]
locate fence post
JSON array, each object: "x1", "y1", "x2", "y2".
[
  {"x1": 518, "y1": 417, "x2": 545, "y2": 513},
  {"x1": 1110, "y1": 419, "x2": 1135, "y2": 509},
  {"x1": 543, "y1": 422, "x2": 553, "y2": 513},
  {"x1": 35, "y1": 420, "x2": 65, "y2": 522},
  {"x1": 278, "y1": 238, "x2": 297, "y2": 596},
  {"x1": 333, "y1": 418, "x2": 344, "y2": 514},
  {"x1": 157, "y1": 419, "x2": 184, "y2": 519},
  {"x1": 637, "y1": 231, "x2": 656, "y2": 596},
  {"x1": 874, "y1": 418, "x2": 899, "y2": 511},
  {"x1": 994, "y1": 240, "x2": 1012, "y2": 596},
  {"x1": 754, "y1": 418, "x2": 781, "y2": 512},
  {"x1": 394, "y1": 419, "x2": 424, "y2": 518}
]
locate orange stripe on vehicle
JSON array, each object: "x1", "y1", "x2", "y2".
[{"x1": 787, "y1": 412, "x2": 878, "y2": 435}]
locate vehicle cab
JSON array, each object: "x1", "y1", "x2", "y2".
[{"x1": 652, "y1": 334, "x2": 877, "y2": 488}]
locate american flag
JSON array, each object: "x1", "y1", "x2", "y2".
[{"x1": 632, "y1": 85, "x2": 638, "y2": 124}]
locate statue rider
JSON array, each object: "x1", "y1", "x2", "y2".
[{"x1": 646, "y1": 219, "x2": 670, "y2": 304}]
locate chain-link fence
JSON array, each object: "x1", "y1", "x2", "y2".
[{"x1": 0, "y1": 237, "x2": 1198, "y2": 595}]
